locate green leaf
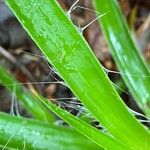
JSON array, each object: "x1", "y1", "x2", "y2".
[
  {"x1": 93, "y1": 0, "x2": 150, "y2": 116},
  {"x1": 5, "y1": 0, "x2": 150, "y2": 149},
  {"x1": 0, "y1": 66, "x2": 54, "y2": 122},
  {"x1": 0, "y1": 112, "x2": 100, "y2": 150},
  {"x1": 33, "y1": 91, "x2": 131, "y2": 150}
]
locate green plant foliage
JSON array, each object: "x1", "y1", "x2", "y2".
[
  {"x1": 0, "y1": 112, "x2": 100, "y2": 150},
  {"x1": 4, "y1": 0, "x2": 150, "y2": 149},
  {"x1": 33, "y1": 91, "x2": 131, "y2": 150},
  {"x1": 0, "y1": 66, "x2": 54, "y2": 122},
  {"x1": 93, "y1": 0, "x2": 150, "y2": 116}
]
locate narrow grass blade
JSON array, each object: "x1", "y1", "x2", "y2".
[
  {"x1": 0, "y1": 112, "x2": 100, "y2": 150},
  {"x1": 5, "y1": 0, "x2": 150, "y2": 149},
  {"x1": 93, "y1": 0, "x2": 150, "y2": 116},
  {"x1": 33, "y1": 91, "x2": 131, "y2": 150},
  {"x1": 114, "y1": 78, "x2": 126, "y2": 95},
  {"x1": 0, "y1": 66, "x2": 54, "y2": 122}
]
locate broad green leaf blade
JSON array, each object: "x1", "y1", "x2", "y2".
[
  {"x1": 0, "y1": 112, "x2": 100, "y2": 150},
  {"x1": 93, "y1": 0, "x2": 150, "y2": 116},
  {"x1": 6, "y1": 0, "x2": 150, "y2": 149},
  {"x1": 0, "y1": 66, "x2": 54, "y2": 122},
  {"x1": 33, "y1": 92, "x2": 131, "y2": 150}
]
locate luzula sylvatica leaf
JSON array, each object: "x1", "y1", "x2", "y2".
[
  {"x1": 5, "y1": 0, "x2": 150, "y2": 149},
  {"x1": 93, "y1": 0, "x2": 150, "y2": 116},
  {"x1": 32, "y1": 91, "x2": 131, "y2": 150},
  {"x1": 0, "y1": 112, "x2": 100, "y2": 150},
  {"x1": 0, "y1": 66, "x2": 55, "y2": 122}
]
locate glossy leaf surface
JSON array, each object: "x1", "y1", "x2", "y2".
[
  {"x1": 93, "y1": 0, "x2": 150, "y2": 116},
  {"x1": 6, "y1": 0, "x2": 150, "y2": 149},
  {"x1": 0, "y1": 112, "x2": 99, "y2": 150},
  {"x1": 33, "y1": 91, "x2": 131, "y2": 150}
]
